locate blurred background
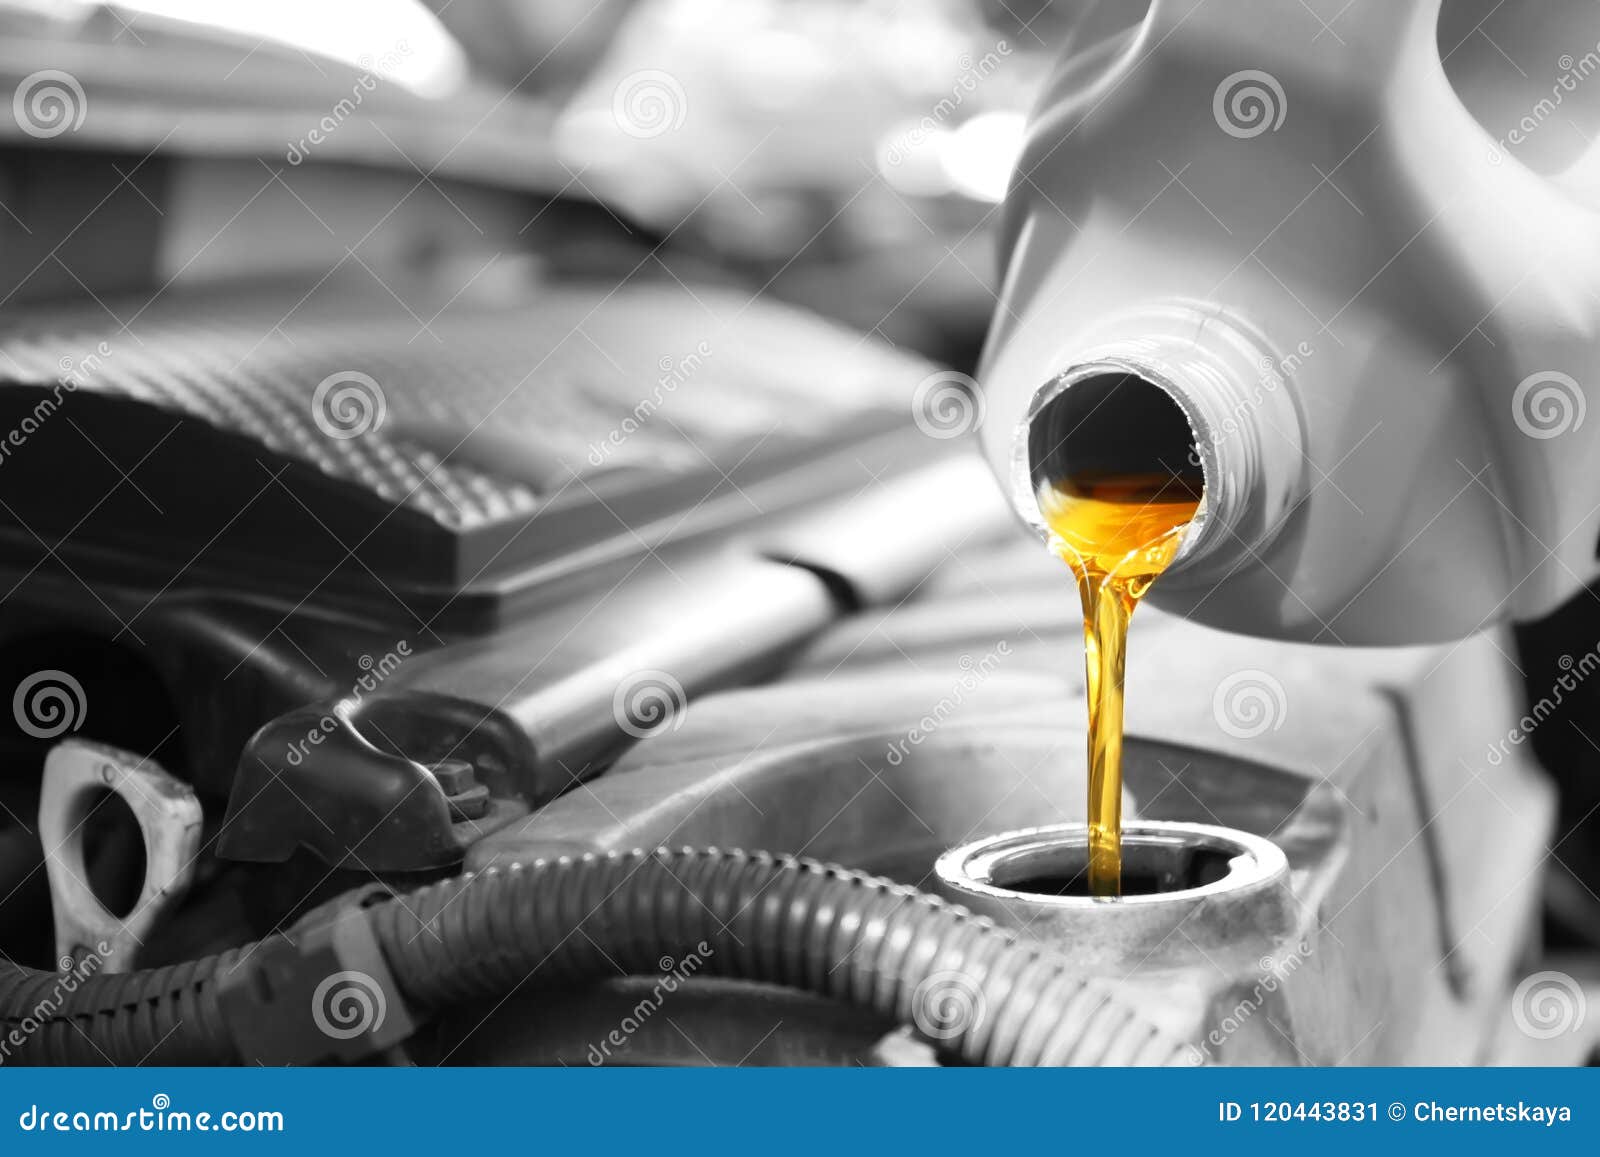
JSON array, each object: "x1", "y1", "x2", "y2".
[{"x1": 0, "y1": 0, "x2": 1078, "y2": 370}]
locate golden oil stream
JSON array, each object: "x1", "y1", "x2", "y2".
[{"x1": 1038, "y1": 473, "x2": 1202, "y2": 898}]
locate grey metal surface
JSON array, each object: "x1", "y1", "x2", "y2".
[
  {"x1": 465, "y1": 531, "x2": 1556, "y2": 1064},
  {"x1": 37, "y1": 739, "x2": 200, "y2": 972}
]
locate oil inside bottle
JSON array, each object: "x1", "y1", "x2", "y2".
[{"x1": 1038, "y1": 471, "x2": 1202, "y2": 898}]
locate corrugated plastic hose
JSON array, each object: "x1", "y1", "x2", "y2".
[
  {"x1": 0, "y1": 949, "x2": 242, "y2": 1065},
  {"x1": 0, "y1": 848, "x2": 1196, "y2": 1066}
]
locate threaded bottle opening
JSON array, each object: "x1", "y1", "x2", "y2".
[
  {"x1": 1010, "y1": 312, "x2": 1302, "y2": 583},
  {"x1": 1024, "y1": 365, "x2": 1210, "y2": 562},
  {"x1": 1016, "y1": 357, "x2": 1230, "y2": 570}
]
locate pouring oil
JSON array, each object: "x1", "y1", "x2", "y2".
[{"x1": 1038, "y1": 472, "x2": 1202, "y2": 898}]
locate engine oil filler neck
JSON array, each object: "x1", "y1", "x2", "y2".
[{"x1": 934, "y1": 822, "x2": 1294, "y2": 963}]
